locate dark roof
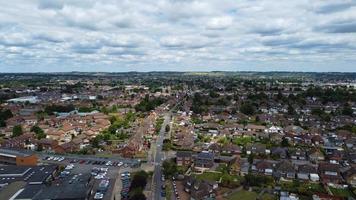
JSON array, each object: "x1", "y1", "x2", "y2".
[
  {"x1": 0, "y1": 148, "x2": 34, "y2": 158},
  {"x1": 276, "y1": 160, "x2": 295, "y2": 173},
  {"x1": 319, "y1": 163, "x2": 339, "y2": 172},
  {"x1": 0, "y1": 165, "x2": 57, "y2": 185},
  {"x1": 14, "y1": 184, "x2": 42, "y2": 200},
  {"x1": 176, "y1": 151, "x2": 192, "y2": 158},
  {"x1": 298, "y1": 164, "x2": 317, "y2": 174},
  {"x1": 33, "y1": 173, "x2": 92, "y2": 200},
  {"x1": 0, "y1": 166, "x2": 31, "y2": 176},
  {"x1": 196, "y1": 151, "x2": 214, "y2": 160},
  {"x1": 256, "y1": 160, "x2": 274, "y2": 170}
]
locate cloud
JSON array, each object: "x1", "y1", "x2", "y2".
[
  {"x1": 317, "y1": 20, "x2": 356, "y2": 33},
  {"x1": 0, "y1": 0, "x2": 355, "y2": 72},
  {"x1": 314, "y1": 1, "x2": 355, "y2": 14},
  {"x1": 160, "y1": 36, "x2": 213, "y2": 49},
  {"x1": 38, "y1": 0, "x2": 64, "y2": 10},
  {"x1": 206, "y1": 16, "x2": 233, "y2": 30},
  {"x1": 0, "y1": 32, "x2": 34, "y2": 47}
]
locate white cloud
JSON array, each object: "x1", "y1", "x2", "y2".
[
  {"x1": 0, "y1": 0, "x2": 355, "y2": 72},
  {"x1": 206, "y1": 16, "x2": 233, "y2": 30}
]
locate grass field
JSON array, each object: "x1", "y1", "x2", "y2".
[
  {"x1": 330, "y1": 187, "x2": 355, "y2": 198},
  {"x1": 226, "y1": 190, "x2": 258, "y2": 200},
  {"x1": 196, "y1": 172, "x2": 222, "y2": 182}
]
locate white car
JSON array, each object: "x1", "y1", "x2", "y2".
[
  {"x1": 94, "y1": 192, "x2": 104, "y2": 199},
  {"x1": 118, "y1": 162, "x2": 123, "y2": 167},
  {"x1": 95, "y1": 175, "x2": 104, "y2": 179},
  {"x1": 48, "y1": 156, "x2": 54, "y2": 160},
  {"x1": 100, "y1": 168, "x2": 108, "y2": 172}
]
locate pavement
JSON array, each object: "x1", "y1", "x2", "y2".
[{"x1": 152, "y1": 112, "x2": 171, "y2": 200}]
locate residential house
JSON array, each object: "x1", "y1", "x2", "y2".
[
  {"x1": 308, "y1": 148, "x2": 325, "y2": 163},
  {"x1": 297, "y1": 164, "x2": 319, "y2": 181},
  {"x1": 311, "y1": 135, "x2": 324, "y2": 146},
  {"x1": 343, "y1": 168, "x2": 356, "y2": 187},
  {"x1": 246, "y1": 143, "x2": 268, "y2": 155},
  {"x1": 318, "y1": 163, "x2": 343, "y2": 185},
  {"x1": 36, "y1": 138, "x2": 58, "y2": 152},
  {"x1": 289, "y1": 148, "x2": 307, "y2": 160},
  {"x1": 176, "y1": 151, "x2": 193, "y2": 167},
  {"x1": 194, "y1": 151, "x2": 214, "y2": 173},
  {"x1": 253, "y1": 160, "x2": 274, "y2": 176},
  {"x1": 53, "y1": 141, "x2": 79, "y2": 154},
  {"x1": 184, "y1": 176, "x2": 216, "y2": 200},
  {"x1": 221, "y1": 143, "x2": 241, "y2": 155},
  {"x1": 240, "y1": 159, "x2": 250, "y2": 176},
  {"x1": 274, "y1": 160, "x2": 295, "y2": 179},
  {"x1": 271, "y1": 147, "x2": 288, "y2": 159}
]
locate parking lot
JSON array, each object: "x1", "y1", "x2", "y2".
[
  {"x1": 42, "y1": 155, "x2": 139, "y2": 200},
  {"x1": 40, "y1": 154, "x2": 139, "y2": 169},
  {"x1": 56, "y1": 159, "x2": 131, "y2": 200}
]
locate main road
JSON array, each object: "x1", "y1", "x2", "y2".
[{"x1": 152, "y1": 112, "x2": 171, "y2": 200}]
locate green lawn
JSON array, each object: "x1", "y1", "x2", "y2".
[
  {"x1": 280, "y1": 181, "x2": 325, "y2": 195},
  {"x1": 233, "y1": 136, "x2": 255, "y2": 146},
  {"x1": 226, "y1": 190, "x2": 258, "y2": 200},
  {"x1": 330, "y1": 187, "x2": 355, "y2": 198},
  {"x1": 196, "y1": 172, "x2": 222, "y2": 182},
  {"x1": 261, "y1": 193, "x2": 277, "y2": 200}
]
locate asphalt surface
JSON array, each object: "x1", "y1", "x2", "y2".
[{"x1": 152, "y1": 112, "x2": 170, "y2": 200}]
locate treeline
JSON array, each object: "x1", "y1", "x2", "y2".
[
  {"x1": 134, "y1": 95, "x2": 165, "y2": 112},
  {"x1": 0, "y1": 109, "x2": 13, "y2": 127},
  {"x1": 303, "y1": 86, "x2": 356, "y2": 103},
  {"x1": 128, "y1": 171, "x2": 148, "y2": 200},
  {"x1": 44, "y1": 104, "x2": 75, "y2": 115}
]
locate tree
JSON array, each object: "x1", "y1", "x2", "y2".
[
  {"x1": 31, "y1": 125, "x2": 46, "y2": 139},
  {"x1": 129, "y1": 189, "x2": 146, "y2": 200},
  {"x1": 12, "y1": 125, "x2": 23, "y2": 137},
  {"x1": 287, "y1": 104, "x2": 295, "y2": 115},
  {"x1": 281, "y1": 137, "x2": 290, "y2": 147},
  {"x1": 129, "y1": 171, "x2": 148, "y2": 200},
  {"x1": 162, "y1": 159, "x2": 177, "y2": 178},
  {"x1": 342, "y1": 105, "x2": 353, "y2": 116},
  {"x1": 248, "y1": 153, "x2": 254, "y2": 164},
  {"x1": 130, "y1": 170, "x2": 148, "y2": 190},
  {"x1": 0, "y1": 109, "x2": 13, "y2": 127},
  {"x1": 165, "y1": 124, "x2": 170, "y2": 132},
  {"x1": 240, "y1": 102, "x2": 255, "y2": 115}
]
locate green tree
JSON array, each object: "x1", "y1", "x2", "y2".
[
  {"x1": 31, "y1": 125, "x2": 46, "y2": 139},
  {"x1": 162, "y1": 159, "x2": 178, "y2": 178},
  {"x1": 129, "y1": 170, "x2": 148, "y2": 200},
  {"x1": 281, "y1": 137, "x2": 290, "y2": 147},
  {"x1": 248, "y1": 153, "x2": 254, "y2": 164},
  {"x1": 240, "y1": 102, "x2": 255, "y2": 115},
  {"x1": 165, "y1": 124, "x2": 170, "y2": 132},
  {"x1": 12, "y1": 125, "x2": 23, "y2": 137},
  {"x1": 342, "y1": 105, "x2": 353, "y2": 116}
]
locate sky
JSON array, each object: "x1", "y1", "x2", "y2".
[{"x1": 0, "y1": 0, "x2": 356, "y2": 72}]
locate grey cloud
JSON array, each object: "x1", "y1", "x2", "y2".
[
  {"x1": 70, "y1": 41, "x2": 102, "y2": 54},
  {"x1": 33, "y1": 33, "x2": 65, "y2": 43},
  {"x1": 0, "y1": 34, "x2": 34, "y2": 47},
  {"x1": 38, "y1": 0, "x2": 64, "y2": 10},
  {"x1": 317, "y1": 21, "x2": 356, "y2": 33},
  {"x1": 315, "y1": 2, "x2": 355, "y2": 14},
  {"x1": 160, "y1": 36, "x2": 213, "y2": 49}
]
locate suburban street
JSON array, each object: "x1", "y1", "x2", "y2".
[{"x1": 152, "y1": 112, "x2": 171, "y2": 200}]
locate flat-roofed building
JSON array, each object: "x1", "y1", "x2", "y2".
[{"x1": 0, "y1": 149, "x2": 38, "y2": 166}]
